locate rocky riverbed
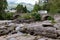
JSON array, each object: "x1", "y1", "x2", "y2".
[{"x1": 0, "y1": 20, "x2": 60, "y2": 40}]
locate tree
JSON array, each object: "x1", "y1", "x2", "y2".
[
  {"x1": 16, "y1": 4, "x2": 28, "y2": 13},
  {"x1": 32, "y1": 4, "x2": 41, "y2": 12},
  {"x1": 0, "y1": 0, "x2": 7, "y2": 13},
  {"x1": 0, "y1": 0, "x2": 8, "y2": 19},
  {"x1": 16, "y1": 4, "x2": 23, "y2": 13},
  {"x1": 23, "y1": 6, "x2": 27, "y2": 13},
  {"x1": 46, "y1": 0, "x2": 60, "y2": 13}
]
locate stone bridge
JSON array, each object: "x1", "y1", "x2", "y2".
[
  {"x1": 13, "y1": 13, "x2": 55, "y2": 21},
  {"x1": 39, "y1": 13, "x2": 54, "y2": 20},
  {"x1": 40, "y1": 13, "x2": 60, "y2": 22}
]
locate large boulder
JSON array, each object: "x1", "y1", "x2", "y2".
[
  {"x1": 18, "y1": 21, "x2": 60, "y2": 38},
  {"x1": 54, "y1": 23, "x2": 60, "y2": 30},
  {"x1": 38, "y1": 37, "x2": 60, "y2": 40},
  {"x1": 6, "y1": 34, "x2": 36, "y2": 40},
  {"x1": 19, "y1": 24, "x2": 58, "y2": 38},
  {"x1": 0, "y1": 23, "x2": 16, "y2": 35},
  {"x1": 42, "y1": 20, "x2": 54, "y2": 27},
  {"x1": 0, "y1": 26, "x2": 8, "y2": 36}
]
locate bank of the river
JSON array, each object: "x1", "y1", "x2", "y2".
[{"x1": 0, "y1": 20, "x2": 60, "y2": 40}]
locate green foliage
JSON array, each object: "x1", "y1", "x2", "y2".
[
  {"x1": 32, "y1": 4, "x2": 41, "y2": 12},
  {"x1": 19, "y1": 12, "x2": 41, "y2": 21},
  {"x1": 16, "y1": 4, "x2": 28, "y2": 13},
  {"x1": 51, "y1": 20, "x2": 56, "y2": 24},
  {"x1": 5, "y1": 12, "x2": 13, "y2": 20},
  {"x1": 56, "y1": 9, "x2": 60, "y2": 13},
  {"x1": 0, "y1": 12, "x2": 13, "y2": 20},
  {"x1": 0, "y1": 14, "x2": 4, "y2": 20},
  {"x1": 0, "y1": 0, "x2": 7, "y2": 12},
  {"x1": 21, "y1": 13, "x2": 32, "y2": 20},
  {"x1": 47, "y1": 16, "x2": 56, "y2": 24},
  {"x1": 16, "y1": 4, "x2": 23, "y2": 13},
  {"x1": 47, "y1": 16, "x2": 54, "y2": 20},
  {"x1": 0, "y1": 0, "x2": 8, "y2": 20},
  {"x1": 31, "y1": 12, "x2": 41, "y2": 21},
  {"x1": 46, "y1": 0, "x2": 60, "y2": 13},
  {"x1": 23, "y1": 6, "x2": 28, "y2": 13}
]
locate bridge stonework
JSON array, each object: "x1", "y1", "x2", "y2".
[{"x1": 39, "y1": 13, "x2": 54, "y2": 21}]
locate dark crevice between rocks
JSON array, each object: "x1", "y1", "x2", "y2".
[
  {"x1": 30, "y1": 31, "x2": 34, "y2": 35},
  {"x1": 42, "y1": 25, "x2": 54, "y2": 27},
  {"x1": 44, "y1": 16, "x2": 51, "y2": 20}
]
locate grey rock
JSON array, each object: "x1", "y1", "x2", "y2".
[
  {"x1": 56, "y1": 30, "x2": 60, "y2": 36},
  {"x1": 42, "y1": 20, "x2": 53, "y2": 27},
  {"x1": 7, "y1": 37, "x2": 17, "y2": 40},
  {"x1": 19, "y1": 24, "x2": 58, "y2": 38},
  {"x1": 38, "y1": 38, "x2": 60, "y2": 40},
  {"x1": 54, "y1": 23, "x2": 60, "y2": 30}
]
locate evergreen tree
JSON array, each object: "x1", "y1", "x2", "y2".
[
  {"x1": 0, "y1": 0, "x2": 7, "y2": 13},
  {"x1": 32, "y1": 3, "x2": 41, "y2": 12},
  {"x1": 23, "y1": 6, "x2": 27, "y2": 13},
  {"x1": 16, "y1": 4, "x2": 23, "y2": 13},
  {"x1": 16, "y1": 4, "x2": 28, "y2": 13},
  {"x1": 46, "y1": 0, "x2": 60, "y2": 13},
  {"x1": 0, "y1": 0, "x2": 8, "y2": 19}
]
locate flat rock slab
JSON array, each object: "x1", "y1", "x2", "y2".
[
  {"x1": 38, "y1": 38, "x2": 60, "y2": 40},
  {"x1": 0, "y1": 34, "x2": 36, "y2": 40},
  {"x1": 18, "y1": 22, "x2": 60, "y2": 38},
  {"x1": 0, "y1": 34, "x2": 60, "y2": 40}
]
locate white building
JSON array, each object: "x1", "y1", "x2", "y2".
[{"x1": 38, "y1": 10, "x2": 47, "y2": 14}]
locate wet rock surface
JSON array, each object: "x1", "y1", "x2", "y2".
[
  {"x1": 17, "y1": 21, "x2": 60, "y2": 39},
  {"x1": 0, "y1": 20, "x2": 60, "y2": 40}
]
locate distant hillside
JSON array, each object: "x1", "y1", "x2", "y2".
[
  {"x1": 19, "y1": 2, "x2": 34, "y2": 11},
  {"x1": 7, "y1": 2, "x2": 17, "y2": 9},
  {"x1": 7, "y1": 2, "x2": 34, "y2": 11}
]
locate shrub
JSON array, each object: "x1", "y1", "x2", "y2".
[
  {"x1": 21, "y1": 13, "x2": 32, "y2": 20},
  {"x1": 0, "y1": 14, "x2": 4, "y2": 20},
  {"x1": 31, "y1": 12, "x2": 41, "y2": 21},
  {"x1": 47, "y1": 16, "x2": 56, "y2": 24},
  {"x1": 47, "y1": 16, "x2": 54, "y2": 20},
  {"x1": 4, "y1": 12, "x2": 14, "y2": 20},
  {"x1": 0, "y1": 12, "x2": 13, "y2": 20},
  {"x1": 51, "y1": 20, "x2": 56, "y2": 24},
  {"x1": 19, "y1": 12, "x2": 41, "y2": 21}
]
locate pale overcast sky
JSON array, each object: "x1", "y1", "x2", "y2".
[{"x1": 7, "y1": 0, "x2": 38, "y2": 5}]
